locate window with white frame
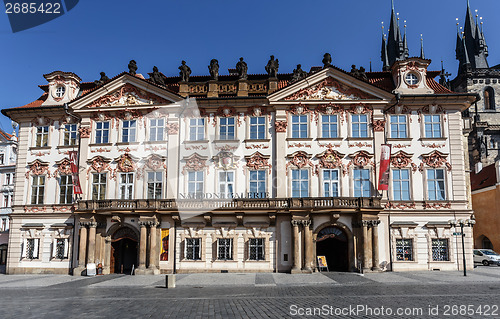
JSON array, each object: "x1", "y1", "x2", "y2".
[
  {"x1": 321, "y1": 115, "x2": 338, "y2": 138},
  {"x1": 291, "y1": 115, "x2": 308, "y2": 138},
  {"x1": 185, "y1": 238, "x2": 201, "y2": 260},
  {"x1": 353, "y1": 169, "x2": 370, "y2": 197},
  {"x1": 249, "y1": 116, "x2": 266, "y2": 139},
  {"x1": 390, "y1": 115, "x2": 407, "y2": 138},
  {"x1": 95, "y1": 122, "x2": 110, "y2": 144},
  {"x1": 59, "y1": 175, "x2": 73, "y2": 204},
  {"x1": 147, "y1": 172, "x2": 163, "y2": 199},
  {"x1": 249, "y1": 170, "x2": 266, "y2": 198},
  {"x1": 3, "y1": 194, "x2": 10, "y2": 208},
  {"x1": 218, "y1": 171, "x2": 234, "y2": 199},
  {"x1": 53, "y1": 238, "x2": 69, "y2": 259},
  {"x1": 323, "y1": 169, "x2": 339, "y2": 197},
  {"x1": 427, "y1": 169, "x2": 446, "y2": 200},
  {"x1": 122, "y1": 120, "x2": 136, "y2": 143},
  {"x1": 249, "y1": 238, "x2": 265, "y2": 261},
  {"x1": 351, "y1": 114, "x2": 368, "y2": 138},
  {"x1": 22, "y1": 238, "x2": 39, "y2": 259},
  {"x1": 5, "y1": 172, "x2": 12, "y2": 185},
  {"x1": 0, "y1": 217, "x2": 9, "y2": 232},
  {"x1": 396, "y1": 238, "x2": 413, "y2": 261},
  {"x1": 431, "y1": 238, "x2": 449, "y2": 261},
  {"x1": 31, "y1": 175, "x2": 45, "y2": 204},
  {"x1": 119, "y1": 173, "x2": 134, "y2": 199},
  {"x1": 63, "y1": 124, "x2": 78, "y2": 146},
  {"x1": 92, "y1": 173, "x2": 106, "y2": 200},
  {"x1": 189, "y1": 118, "x2": 205, "y2": 141},
  {"x1": 188, "y1": 171, "x2": 204, "y2": 198},
  {"x1": 55, "y1": 86, "x2": 65, "y2": 98},
  {"x1": 217, "y1": 238, "x2": 233, "y2": 260},
  {"x1": 0, "y1": 154, "x2": 4, "y2": 165},
  {"x1": 219, "y1": 117, "x2": 235, "y2": 140},
  {"x1": 291, "y1": 169, "x2": 309, "y2": 198},
  {"x1": 392, "y1": 169, "x2": 410, "y2": 200},
  {"x1": 424, "y1": 115, "x2": 442, "y2": 138},
  {"x1": 35, "y1": 126, "x2": 49, "y2": 147},
  {"x1": 149, "y1": 118, "x2": 164, "y2": 142}
]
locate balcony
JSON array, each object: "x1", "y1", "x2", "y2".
[{"x1": 76, "y1": 197, "x2": 382, "y2": 213}]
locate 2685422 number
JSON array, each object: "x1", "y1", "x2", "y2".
[
  {"x1": 443, "y1": 305, "x2": 499, "y2": 316},
  {"x1": 5, "y1": 3, "x2": 61, "y2": 14}
]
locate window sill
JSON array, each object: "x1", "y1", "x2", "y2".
[
  {"x1": 116, "y1": 142, "x2": 140, "y2": 146},
  {"x1": 244, "y1": 139, "x2": 270, "y2": 143},
  {"x1": 386, "y1": 138, "x2": 412, "y2": 142},
  {"x1": 213, "y1": 139, "x2": 239, "y2": 143},
  {"x1": 286, "y1": 138, "x2": 313, "y2": 141},
  {"x1": 243, "y1": 260, "x2": 268, "y2": 262},
  {"x1": 393, "y1": 260, "x2": 418, "y2": 263},
  {"x1": 56, "y1": 145, "x2": 79, "y2": 149},
  {"x1": 144, "y1": 140, "x2": 167, "y2": 144},
  {"x1": 212, "y1": 260, "x2": 237, "y2": 262},
  {"x1": 88, "y1": 143, "x2": 113, "y2": 147},
  {"x1": 419, "y1": 137, "x2": 447, "y2": 141},
  {"x1": 316, "y1": 137, "x2": 343, "y2": 141},
  {"x1": 346, "y1": 137, "x2": 373, "y2": 141},
  {"x1": 184, "y1": 140, "x2": 209, "y2": 144},
  {"x1": 29, "y1": 146, "x2": 51, "y2": 151},
  {"x1": 180, "y1": 259, "x2": 204, "y2": 262}
]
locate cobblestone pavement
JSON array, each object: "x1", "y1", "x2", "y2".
[{"x1": 1, "y1": 266, "x2": 500, "y2": 319}]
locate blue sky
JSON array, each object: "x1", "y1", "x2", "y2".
[{"x1": 0, "y1": 0, "x2": 499, "y2": 132}]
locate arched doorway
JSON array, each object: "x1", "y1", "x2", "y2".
[
  {"x1": 111, "y1": 227, "x2": 138, "y2": 274},
  {"x1": 316, "y1": 226, "x2": 349, "y2": 272},
  {"x1": 482, "y1": 236, "x2": 493, "y2": 249}
]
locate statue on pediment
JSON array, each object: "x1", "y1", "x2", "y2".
[
  {"x1": 236, "y1": 57, "x2": 248, "y2": 80},
  {"x1": 208, "y1": 59, "x2": 219, "y2": 81},
  {"x1": 179, "y1": 60, "x2": 191, "y2": 82},
  {"x1": 151, "y1": 66, "x2": 166, "y2": 86},
  {"x1": 128, "y1": 60, "x2": 138, "y2": 75},
  {"x1": 291, "y1": 64, "x2": 307, "y2": 83},
  {"x1": 94, "y1": 72, "x2": 110, "y2": 86},
  {"x1": 265, "y1": 55, "x2": 279, "y2": 78},
  {"x1": 323, "y1": 53, "x2": 332, "y2": 68}
]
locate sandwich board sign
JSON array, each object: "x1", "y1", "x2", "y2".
[{"x1": 317, "y1": 256, "x2": 329, "y2": 272}]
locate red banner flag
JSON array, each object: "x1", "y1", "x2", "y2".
[
  {"x1": 378, "y1": 144, "x2": 391, "y2": 191},
  {"x1": 69, "y1": 151, "x2": 82, "y2": 194}
]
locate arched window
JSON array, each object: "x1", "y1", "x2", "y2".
[{"x1": 484, "y1": 87, "x2": 495, "y2": 110}]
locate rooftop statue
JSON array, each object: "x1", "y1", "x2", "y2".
[
  {"x1": 128, "y1": 60, "x2": 138, "y2": 75},
  {"x1": 151, "y1": 66, "x2": 166, "y2": 86},
  {"x1": 208, "y1": 59, "x2": 219, "y2": 81},
  {"x1": 94, "y1": 72, "x2": 110, "y2": 86},
  {"x1": 236, "y1": 57, "x2": 248, "y2": 80},
  {"x1": 179, "y1": 60, "x2": 192, "y2": 82},
  {"x1": 291, "y1": 64, "x2": 307, "y2": 83},
  {"x1": 265, "y1": 55, "x2": 279, "y2": 78},
  {"x1": 322, "y1": 53, "x2": 332, "y2": 68},
  {"x1": 358, "y1": 67, "x2": 368, "y2": 81}
]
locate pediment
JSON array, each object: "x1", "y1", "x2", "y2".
[
  {"x1": 269, "y1": 68, "x2": 392, "y2": 103},
  {"x1": 69, "y1": 73, "x2": 183, "y2": 111}
]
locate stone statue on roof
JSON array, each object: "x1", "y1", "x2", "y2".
[
  {"x1": 359, "y1": 67, "x2": 368, "y2": 81},
  {"x1": 208, "y1": 59, "x2": 219, "y2": 81},
  {"x1": 322, "y1": 53, "x2": 332, "y2": 68},
  {"x1": 128, "y1": 60, "x2": 138, "y2": 75},
  {"x1": 94, "y1": 72, "x2": 110, "y2": 86},
  {"x1": 265, "y1": 55, "x2": 279, "y2": 78},
  {"x1": 350, "y1": 65, "x2": 360, "y2": 77},
  {"x1": 179, "y1": 61, "x2": 191, "y2": 82},
  {"x1": 291, "y1": 64, "x2": 307, "y2": 83},
  {"x1": 236, "y1": 57, "x2": 248, "y2": 80},
  {"x1": 151, "y1": 66, "x2": 166, "y2": 86}
]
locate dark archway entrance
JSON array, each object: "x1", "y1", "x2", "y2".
[
  {"x1": 316, "y1": 226, "x2": 348, "y2": 272},
  {"x1": 111, "y1": 227, "x2": 138, "y2": 274}
]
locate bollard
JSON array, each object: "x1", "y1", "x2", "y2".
[{"x1": 166, "y1": 274, "x2": 176, "y2": 289}]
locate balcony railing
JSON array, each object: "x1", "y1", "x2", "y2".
[{"x1": 77, "y1": 197, "x2": 382, "y2": 212}]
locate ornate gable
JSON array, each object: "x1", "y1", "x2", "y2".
[
  {"x1": 88, "y1": 83, "x2": 169, "y2": 108},
  {"x1": 284, "y1": 77, "x2": 376, "y2": 101}
]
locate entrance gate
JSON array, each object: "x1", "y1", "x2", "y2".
[
  {"x1": 316, "y1": 226, "x2": 349, "y2": 272},
  {"x1": 110, "y1": 227, "x2": 138, "y2": 274}
]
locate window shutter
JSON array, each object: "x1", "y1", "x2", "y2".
[
  {"x1": 52, "y1": 239, "x2": 57, "y2": 258},
  {"x1": 244, "y1": 239, "x2": 249, "y2": 261},
  {"x1": 213, "y1": 240, "x2": 218, "y2": 261},
  {"x1": 64, "y1": 239, "x2": 69, "y2": 258},
  {"x1": 180, "y1": 240, "x2": 184, "y2": 260},
  {"x1": 33, "y1": 238, "x2": 39, "y2": 259},
  {"x1": 21, "y1": 239, "x2": 26, "y2": 258}
]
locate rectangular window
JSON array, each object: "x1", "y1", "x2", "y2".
[
  {"x1": 63, "y1": 124, "x2": 78, "y2": 146},
  {"x1": 24, "y1": 238, "x2": 39, "y2": 260},
  {"x1": 92, "y1": 173, "x2": 106, "y2": 200},
  {"x1": 35, "y1": 126, "x2": 49, "y2": 147},
  {"x1": 59, "y1": 175, "x2": 73, "y2": 204},
  {"x1": 353, "y1": 169, "x2": 370, "y2": 197},
  {"x1": 188, "y1": 171, "x2": 204, "y2": 198},
  {"x1": 351, "y1": 114, "x2": 368, "y2": 138},
  {"x1": 392, "y1": 169, "x2": 410, "y2": 200},
  {"x1": 95, "y1": 122, "x2": 109, "y2": 144},
  {"x1": 219, "y1": 117, "x2": 235, "y2": 140},
  {"x1": 321, "y1": 115, "x2": 338, "y2": 138},
  {"x1": 291, "y1": 169, "x2": 309, "y2": 198},
  {"x1": 390, "y1": 115, "x2": 407, "y2": 138},
  {"x1": 219, "y1": 171, "x2": 234, "y2": 199},
  {"x1": 427, "y1": 169, "x2": 446, "y2": 200},
  {"x1": 323, "y1": 169, "x2": 339, "y2": 197},
  {"x1": 189, "y1": 118, "x2": 205, "y2": 141},
  {"x1": 31, "y1": 175, "x2": 45, "y2": 204},
  {"x1": 0, "y1": 154, "x2": 4, "y2": 165},
  {"x1": 424, "y1": 115, "x2": 442, "y2": 138},
  {"x1": 147, "y1": 172, "x2": 163, "y2": 199},
  {"x1": 149, "y1": 118, "x2": 164, "y2": 142},
  {"x1": 249, "y1": 116, "x2": 266, "y2": 139},
  {"x1": 249, "y1": 170, "x2": 266, "y2": 198},
  {"x1": 119, "y1": 173, "x2": 134, "y2": 199},
  {"x1": 185, "y1": 238, "x2": 201, "y2": 260},
  {"x1": 217, "y1": 238, "x2": 233, "y2": 260},
  {"x1": 432, "y1": 239, "x2": 449, "y2": 261},
  {"x1": 122, "y1": 120, "x2": 136, "y2": 143},
  {"x1": 291, "y1": 115, "x2": 308, "y2": 138},
  {"x1": 54, "y1": 238, "x2": 68, "y2": 259},
  {"x1": 249, "y1": 238, "x2": 265, "y2": 261},
  {"x1": 396, "y1": 238, "x2": 413, "y2": 261},
  {"x1": 3, "y1": 194, "x2": 9, "y2": 208},
  {"x1": 6, "y1": 173, "x2": 11, "y2": 185}
]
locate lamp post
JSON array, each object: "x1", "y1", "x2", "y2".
[{"x1": 448, "y1": 218, "x2": 476, "y2": 276}]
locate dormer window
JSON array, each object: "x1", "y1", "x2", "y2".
[
  {"x1": 405, "y1": 73, "x2": 419, "y2": 86},
  {"x1": 55, "y1": 86, "x2": 66, "y2": 98}
]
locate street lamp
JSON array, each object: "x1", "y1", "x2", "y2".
[{"x1": 448, "y1": 218, "x2": 476, "y2": 276}]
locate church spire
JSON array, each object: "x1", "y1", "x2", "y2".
[
  {"x1": 382, "y1": 0, "x2": 408, "y2": 70},
  {"x1": 381, "y1": 22, "x2": 390, "y2": 71},
  {"x1": 420, "y1": 34, "x2": 425, "y2": 59}
]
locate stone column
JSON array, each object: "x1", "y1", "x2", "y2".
[
  {"x1": 362, "y1": 220, "x2": 372, "y2": 270},
  {"x1": 103, "y1": 236, "x2": 111, "y2": 275},
  {"x1": 148, "y1": 222, "x2": 159, "y2": 272},
  {"x1": 87, "y1": 222, "x2": 97, "y2": 264},
  {"x1": 372, "y1": 220, "x2": 381, "y2": 270},
  {"x1": 138, "y1": 221, "x2": 147, "y2": 270},
  {"x1": 303, "y1": 220, "x2": 314, "y2": 273},
  {"x1": 291, "y1": 220, "x2": 301, "y2": 273},
  {"x1": 78, "y1": 223, "x2": 88, "y2": 267}
]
